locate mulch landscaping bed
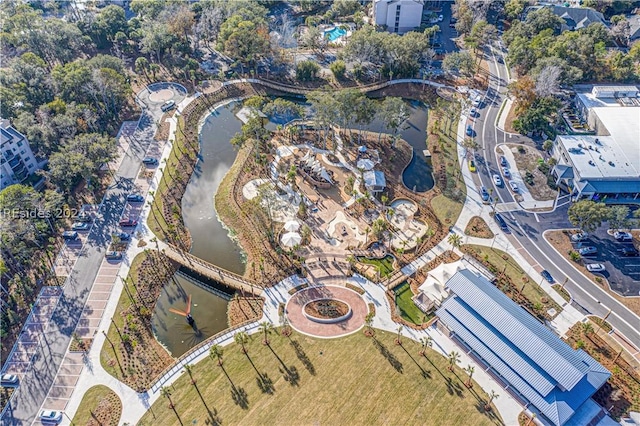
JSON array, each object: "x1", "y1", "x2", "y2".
[
  {"x1": 227, "y1": 295, "x2": 264, "y2": 327},
  {"x1": 100, "y1": 251, "x2": 177, "y2": 392},
  {"x1": 502, "y1": 144, "x2": 557, "y2": 202},
  {"x1": 464, "y1": 216, "x2": 494, "y2": 239},
  {"x1": 304, "y1": 300, "x2": 350, "y2": 319},
  {"x1": 565, "y1": 324, "x2": 640, "y2": 420},
  {"x1": 87, "y1": 390, "x2": 122, "y2": 426}
]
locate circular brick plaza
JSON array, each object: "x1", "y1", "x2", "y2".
[{"x1": 286, "y1": 285, "x2": 367, "y2": 338}]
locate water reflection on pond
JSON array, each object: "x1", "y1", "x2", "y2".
[{"x1": 151, "y1": 271, "x2": 231, "y2": 357}]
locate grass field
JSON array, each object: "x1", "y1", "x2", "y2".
[
  {"x1": 139, "y1": 330, "x2": 502, "y2": 426},
  {"x1": 357, "y1": 255, "x2": 395, "y2": 278},
  {"x1": 71, "y1": 385, "x2": 121, "y2": 426},
  {"x1": 394, "y1": 282, "x2": 426, "y2": 324}
]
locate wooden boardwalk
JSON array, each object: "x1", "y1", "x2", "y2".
[{"x1": 162, "y1": 244, "x2": 262, "y2": 294}]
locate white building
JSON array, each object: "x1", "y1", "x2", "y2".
[
  {"x1": 373, "y1": 0, "x2": 424, "y2": 34},
  {"x1": 552, "y1": 86, "x2": 640, "y2": 201},
  {"x1": 1, "y1": 119, "x2": 41, "y2": 190}
]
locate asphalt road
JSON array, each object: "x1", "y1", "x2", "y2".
[
  {"x1": 1, "y1": 107, "x2": 162, "y2": 425},
  {"x1": 472, "y1": 41, "x2": 640, "y2": 348}
]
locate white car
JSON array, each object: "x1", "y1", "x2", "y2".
[
  {"x1": 571, "y1": 232, "x2": 588, "y2": 242},
  {"x1": 492, "y1": 174, "x2": 503, "y2": 186},
  {"x1": 438, "y1": 14, "x2": 444, "y2": 21},
  {"x1": 586, "y1": 263, "x2": 606, "y2": 272},
  {"x1": 39, "y1": 410, "x2": 63, "y2": 423},
  {"x1": 509, "y1": 181, "x2": 519, "y2": 192},
  {"x1": 1, "y1": 374, "x2": 18, "y2": 386}
]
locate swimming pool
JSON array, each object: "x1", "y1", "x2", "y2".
[{"x1": 324, "y1": 27, "x2": 347, "y2": 42}]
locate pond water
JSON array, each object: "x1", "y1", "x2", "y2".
[
  {"x1": 151, "y1": 270, "x2": 232, "y2": 357},
  {"x1": 154, "y1": 102, "x2": 248, "y2": 357},
  {"x1": 366, "y1": 101, "x2": 434, "y2": 192},
  {"x1": 182, "y1": 102, "x2": 247, "y2": 274}
]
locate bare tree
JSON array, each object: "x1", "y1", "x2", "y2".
[{"x1": 534, "y1": 65, "x2": 562, "y2": 98}]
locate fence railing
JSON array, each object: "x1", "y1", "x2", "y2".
[{"x1": 150, "y1": 319, "x2": 258, "y2": 393}]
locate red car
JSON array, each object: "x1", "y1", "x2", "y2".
[{"x1": 119, "y1": 218, "x2": 138, "y2": 227}]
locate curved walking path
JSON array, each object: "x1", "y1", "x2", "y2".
[{"x1": 286, "y1": 285, "x2": 367, "y2": 338}]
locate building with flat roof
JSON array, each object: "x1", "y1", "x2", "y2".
[
  {"x1": 436, "y1": 269, "x2": 611, "y2": 426},
  {"x1": 552, "y1": 86, "x2": 640, "y2": 200},
  {"x1": 373, "y1": 0, "x2": 424, "y2": 34},
  {"x1": 1, "y1": 119, "x2": 41, "y2": 190}
]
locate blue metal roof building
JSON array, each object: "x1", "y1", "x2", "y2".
[{"x1": 436, "y1": 269, "x2": 611, "y2": 426}]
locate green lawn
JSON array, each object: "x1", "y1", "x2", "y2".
[
  {"x1": 429, "y1": 104, "x2": 466, "y2": 227},
  {"x1": 140, "y1": 330, "x2": 502, "y2": 426},
  {"x1": 393, "y1": 282, "x2": 427, "y2": 324},
  {"x1": 71, "y1": 385, "x2": 121, "y2": 426},
  {"x1": 357, "y1": 255, "x2": 395, "y2": 278}
]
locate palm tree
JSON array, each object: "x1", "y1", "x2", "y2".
[
  {"x1": 364, "y1": 312, "x2": 375, "y2": 337},
  {"x1": 485, "y1": 390, "x2": 499, "y2": 411},
  {"x1": 209, "y1": 344, "x2": 224, "y2": 366},
  {"x1": 419, "y1": 336, "x2": 433, "y2": 356},
  {"x1": 395, "y1": 326, "x2": 403, "y2": 346},
  {"x1": 581, "y1": 321, "x2": 594, "y2": 338},
  {"x1": 235, "y1": 331, "x2": 250, "y2": 353},
  {"x1": 184, "y1": 363, "x2": 196, "y2": 385},
  {"x1": 447, "y1": 350, "x2": 460, "y2": 372},
  {"x1": 160, "y1": 386, "x2": 174, "y2": 408},
  {"x1": 464, "y1": 364, "x2": 475, "y2": 388},
  {"x1": 447, "y1": 233, "x2": 462, "y2": 250},
  {"x1": 258, "y1": 321, "x2": 274, "y2": 345}
]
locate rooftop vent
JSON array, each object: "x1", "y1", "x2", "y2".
[
  {"x1": 595, "y1": 138, "x2": 600, "y2": 144},
  {"x1": 599, "y1": 155, "x2": 604, "y2": 161},
  {"x1": 577, "y1": 143, "x2": 583, "y2": 149},
  {"x1": 588, "y1": 160, "x2": 595, "y2": 166},
  {"x1": 588, "y1": 145, "x2": 593, "y2": 150},
  {"x1": 595, "y1": 147, "x2": 599, "y2": 152},
  {"x1": 609, "y1": 161, "x2": 615, "y2": 167}
]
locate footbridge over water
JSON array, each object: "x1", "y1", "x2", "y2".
[{"x1": 162, "y1": 244, "x2": 263, "y2": 295}]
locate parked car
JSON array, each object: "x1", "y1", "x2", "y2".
[
  {"x1": 480, "y1": 186, "x2": 490, "y2": 202},
  {"x1": 571, "y1": 232, "x2": 588, "y2": 242},
  {"x1": 540, "y1": 270, "x2": 554, "y2": 283},
  {"x1": 614, "y1": 231, "x2": 633, "y2": 242},
  {"x1": 468, "y1": 160, "x2": 476, "y2": 172},
  {"x1": 578, "y1": 246, "x2": 598, "y2": 256},
  {"x1": 494, "y1": 213, "x2": 508, "y2": 231},
  {"x1": 39, "y1": 410, "x2": 63, "y2": 424},
  {"x1": 62, "y1": 231, "x2": 78, "y2": 241},
  {"x1": 621, "y1": 246, "x2": 639, "y2": 257},
  {"x1": 126, "y1": 194, "x2": 144, "y2": 202},
  {"x1": 113, "y1": 232, "x2": 131, "y2": 241},
  {"x1": 142, "y1": 157, "x2": 158, "y2": 166},
  {"x1": 105, "y1": 251, "x2": 122, "y2": 260},
  {"x1": 1, "y1": 374, "x2": 19, "y2": 387},
  {"x1": 75, "y1": 212, "x2": 92, "y2": 223},
  {"x1": 438, "y1": 14, "x2": 444, "y2": 21},
  {"x1": 161, "y1": 100, "x2": 176, "y2": 112},
  {"x1": 71, "y1": 222, "x2": 90, "y2": 231},
  {"x1": 509, "y1": 181, "x2": 519, "y2": 192},
  {"x1": 469, "y1": 107, "x2": 477, "y2": 117},
  {"x1": 466, "y1": 125, "x2": 473, "y2": 136},
  {"x1": 492, "y1": 174, "x2": 503, "y2": 186},
  {"x1": 502, "y1": 167, "x2": 511, "y2": 179},
  {"x1": 119, "y1": 218, "x2": 138, "y2": 227},
  {"x1": 500, "y1": 155, "x2": 508, "y2": 167},
  {"x1": 586, "y1": 263, "x2": 606, "y2": 272}
]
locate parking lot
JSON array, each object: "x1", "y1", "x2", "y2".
[{"x1": 572, "y1": 231, "x2": 640, "y2": 296}]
